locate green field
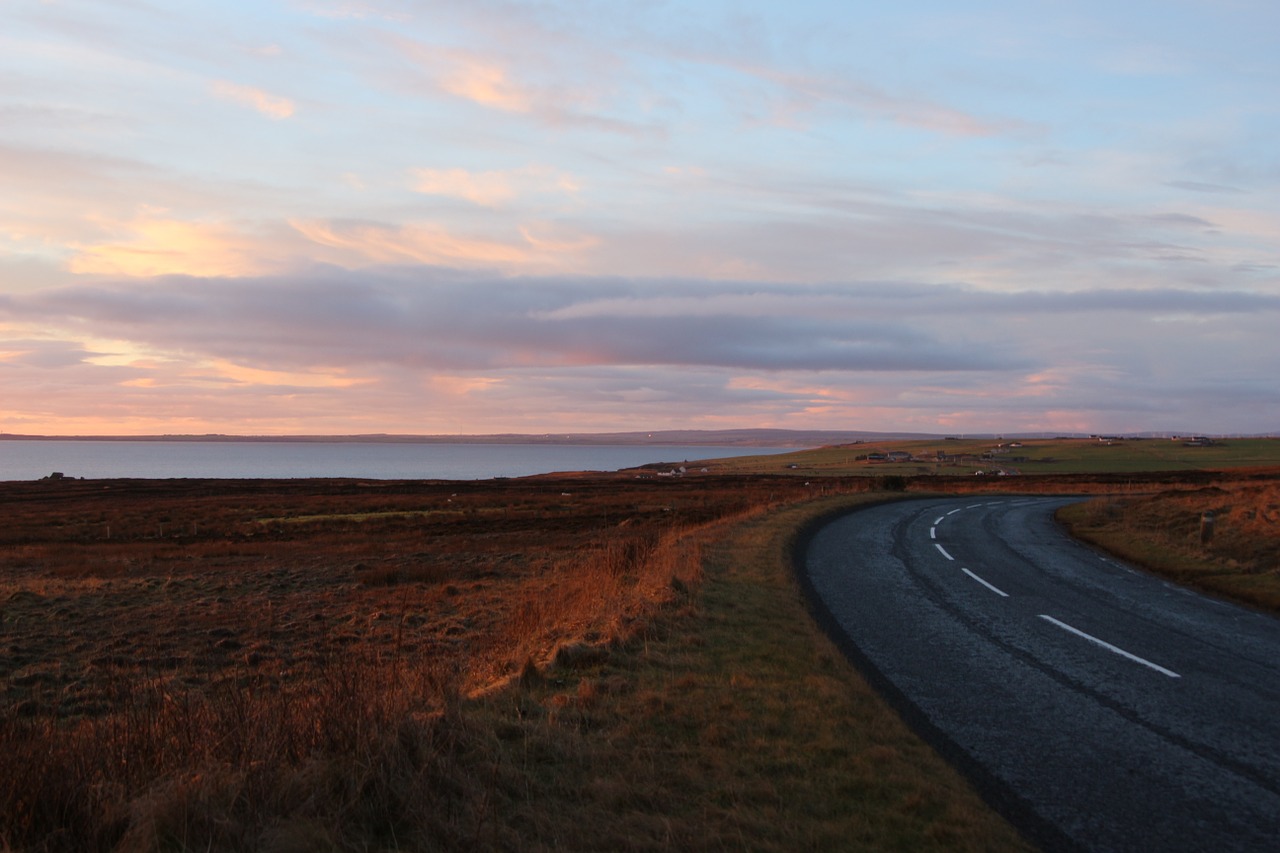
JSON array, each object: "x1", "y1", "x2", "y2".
[{"x1": 692, "y1": 437, "x2": 1280, "y2": 477}]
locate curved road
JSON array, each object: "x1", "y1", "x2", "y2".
[{"x1": 801, "y1": 496, "x2": 1280, "y2": 852}]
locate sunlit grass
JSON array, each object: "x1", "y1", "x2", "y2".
[
  {"x1": 1, "y1": 476, "x2": 1037, "y2": 851},
  {"x1": 696, "y1": 437, "x2": 1280, "y2": 476},
  {"x1": 1059, "y1": 478, "x2": 1280, "y2": 613},
  {"x1": 8, "y1": 464, "x2": 1273, "y2": 849}
]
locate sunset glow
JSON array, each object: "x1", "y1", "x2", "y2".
[{"x1": 1, "y1": 1, "x2": 1277, "y2": 436}]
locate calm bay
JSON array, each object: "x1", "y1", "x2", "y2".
[{"x1": 0, "y1": 440, "x2": 795, "y2": 482}]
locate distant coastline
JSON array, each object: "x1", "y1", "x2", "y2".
[
  {"x1": 1, "y1": 429, "x2": 1264, "y2": 446},
  {"x1": 0, "y1": 429, "x2": 946, "y2": 447},
  {"x1": 0, "y1": 438, "x2": 800, "y2": 481}
]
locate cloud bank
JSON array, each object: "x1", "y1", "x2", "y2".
[
  {"x1": 3, "y1": 267, "x2": 1277, "y2": 435},
  {"x1": 1, "y1": 1, "x2": 1278, "y2": 435}
]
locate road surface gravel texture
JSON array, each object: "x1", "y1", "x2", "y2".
[{"x1": 800, "y1": 496, "x2": 1280, "y2": 852}]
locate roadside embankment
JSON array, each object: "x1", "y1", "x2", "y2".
[
  {"x1": 2, "y1": 479, "x2": 1032, "y2": 851},
  {"x1": 446, "y1": 493, "x2": 1035, "y2": 850},
  {"x1": 1058, "y1": 474, "x2": 1280, "y2": 613}
]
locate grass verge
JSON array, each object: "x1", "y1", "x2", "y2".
[
  {"x1": 452, "y1": 494, "x2": 1035, "y2": 851},
  {"x1": 2, "y1": 481, "x2": 1034, "y2": 851},
  {"x1": 1057, "y1": 477, "x2": 1280, "y2": 614}
]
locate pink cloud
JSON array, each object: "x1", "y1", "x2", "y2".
[{"x1": 209, "y1": 81, "x2": 295, "y2": 119}]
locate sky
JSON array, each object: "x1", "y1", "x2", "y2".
[{"x1": 1, "y1": 0, "x2": 1278, "y2": 437}]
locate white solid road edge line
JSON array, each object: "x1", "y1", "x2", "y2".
[
  {"x1": 962, "y1": 567, "x2": 1009, "y2": 597},
  {"x1": 934, "y1": 543, "x2": 955, "y2": 561},
  {"x1": 1038, "y1": 615, "x2": 1182, "y2": 678}
]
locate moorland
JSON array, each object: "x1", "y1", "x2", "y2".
[{"x1": 2, "y1": 437, "x2": 1278, "y2": 851}]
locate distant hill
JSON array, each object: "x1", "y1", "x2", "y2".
[
  {"x1": 446, "y1": 429, "x2": 950, "y2": 446},
  {"x1": 4, "y1": 429, "x2": 1267, "y2": 446},
  {"x1": 0, "y1": 429, "x2": 951, "y2": 447}
]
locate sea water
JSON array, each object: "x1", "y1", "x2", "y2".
[{"x1": 0, "y1": 440, "x2": 796, "y2": 481}]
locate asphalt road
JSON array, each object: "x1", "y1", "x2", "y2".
[{"x1": 800, "y1": 496, "x2": 1280, "y2": 852}]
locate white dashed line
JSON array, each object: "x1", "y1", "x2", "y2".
[
  {"x1": 1039, "y1": 615, "x2": 1181, "y2": 678},
  {"x1": 962, "y1": 568, "x2": 1009, "y2": 597},
  {"x1": 930, "y1": 502, "x2": 1181, "y2": 679}
]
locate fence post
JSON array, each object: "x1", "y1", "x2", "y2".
[{"x1": 1200, "y1": 511, "x2": 1215, "y2": 545}]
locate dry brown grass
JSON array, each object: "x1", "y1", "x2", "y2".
[
  {"x1": 1058, "y1": 472, "x2": 1280, "y2": 612},
  {"x1": 10, "y1": 465, "x2": 1240, "y2": 851},
  {"x1": 0, "y1": 474, "x2": 849, "y2": 851}
]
